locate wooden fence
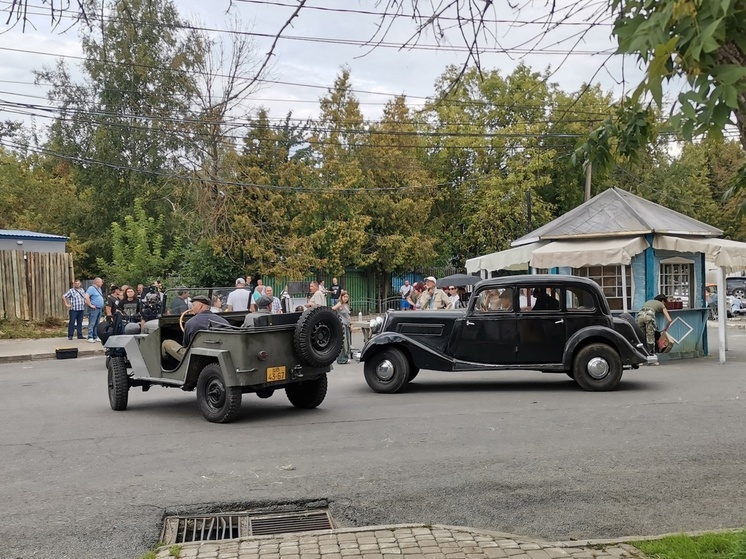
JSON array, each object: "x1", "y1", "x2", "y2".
[{"x1": 0, "y1": 250, "x2": 75, "y2": 321}]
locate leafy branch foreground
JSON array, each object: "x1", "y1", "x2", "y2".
[{"x1": 632, "y1": 529, "x2": 746, "y2": 559}]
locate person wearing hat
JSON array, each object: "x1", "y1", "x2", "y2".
[
  {"x1": 419, "y1": 276, "x2": 450, "y2": 310},
  {"x1": 225, "y1": 277, "x2": 251, "y2": 312},
  {"x1": 162, "y1": 294, "x2": 230, "y2": 362},
  {"x1": 242, "y1": 295, "x2": 273, "y2": 327}
]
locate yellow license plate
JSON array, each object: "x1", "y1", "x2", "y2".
[{"x1": 266, "y1": 366, "x2": 286, "y2": 382}]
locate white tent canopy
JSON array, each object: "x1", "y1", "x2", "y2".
[
  {"x1": 654, "y1": 235, "x2": 746, "y2": 273},
  {"x1": 529, "y1": 236, "x2": 650, "y2": 269},
  {"x1": 465, "y1": 242, "x2": 546, "y2": 274}
]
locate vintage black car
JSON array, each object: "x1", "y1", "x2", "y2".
[{"x1": 359, "y1": 275, "x2": 655, "y2": 393}]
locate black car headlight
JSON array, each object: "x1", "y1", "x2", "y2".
[{"x1": 369, "y1": 316, "x2": 384, "y2": 334}]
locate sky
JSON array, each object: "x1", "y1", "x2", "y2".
[{"x1": 0, "y1": 0, "x2": 642, "y2": 129}]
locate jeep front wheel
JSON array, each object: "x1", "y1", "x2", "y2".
[
  {"x1": 572, "y1": 343, "x2": 622, "y2": 391},
  {"x1": 107, "y1": 355, "x2": 129, "y2": 411},
  {"x1": 196, "y1": 363, "x2": 242, "y2": 423},
  {"x1": 364, "y1": 348, "x2": 410, "y2": 393},
  {"x1": 285, "y1": 374, "x2": 328, "y2": 409}
]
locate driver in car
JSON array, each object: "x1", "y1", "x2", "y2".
[{"x1": 162, "y1": 294, "x2": 230, "y2": 362}]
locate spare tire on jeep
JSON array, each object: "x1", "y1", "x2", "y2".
[{"x1": 293, "y1": 307, "x2": 343, "y2": 368}]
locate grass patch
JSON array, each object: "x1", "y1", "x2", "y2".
[
  {"x1": 632, "y1": 529, "x2": 746, "y2": 559},
  {"x1": 0, "y1": 318, "x2": 69, "y2": 339}
]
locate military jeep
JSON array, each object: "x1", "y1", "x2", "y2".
[{"x1": 103, "y1": 288, "x2": 343, "y2": 423}]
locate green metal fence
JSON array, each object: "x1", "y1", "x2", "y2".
[{"x1": 260, "y1": 266, "x2": 459, "y2": 315}]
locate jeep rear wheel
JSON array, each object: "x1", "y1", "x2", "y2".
[
  {"x1": 572, "y1": 343, "x2": 622, "y2": 391},
  {"x1": 107, "y1": 355, "x2": 129, "y2": 411},
  {"x1": 285, "y1": 374, "x2": 328, "y2": 409},
  {"x1": 364, "y1": 348, "x2": 410, "y2": 393},
  {"x1": 294, "y1": 307, "x2": 343, "y2": 367},
  {"x1": 196, "y1": 363, "x2": 242, "y2": 423}
]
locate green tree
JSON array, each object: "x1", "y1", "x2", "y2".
[
  {"x1": 423, "y1": 64, "x2": 559, "y2": 262},
  {"x1": 96, "y1": 199, "x2": 180, "y2": 285},
  {"x1": 36, "y1": 0, "x2": 200, "y2": 264}
]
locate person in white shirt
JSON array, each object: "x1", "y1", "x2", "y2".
[
  {"x1": 225, "y1": 278, "x2": 251, "y2": 312},
  {"x1": 447, "y1": 286, "x2": 462, "y2": 309},
  {"x1": 400, "y1": 280, "x2": 413, "y2": 310},
  {"x1": 519, "y1": 288, "x2": 536, "y2": 311},
  {"x1": 305, "y1": 281, "x2": 327, "y2": 309}
]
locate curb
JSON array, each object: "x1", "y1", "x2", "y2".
[
  {"x1": 156, "y1": 522, "x2": 746, "y2": 557},
  {"x1": 0, "y1": 348, "x2": 105, "y2": 364}
]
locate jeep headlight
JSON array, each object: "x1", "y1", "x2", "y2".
[{"x1": 369, "y1": 315, "x2": 384, "y2": 334}]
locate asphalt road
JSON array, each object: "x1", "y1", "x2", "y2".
[{"x1": 1, "y1": 330, "x2": 745, "y2": 559}]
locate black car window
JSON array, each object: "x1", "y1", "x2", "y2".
[
  {"x1": 475, "y1": 287, "x2": 514, "y2": 312},
  {"x1": 566, "y1": 286, "x2": 596, "y2": 311},
  {"x1": 530, "y1": 286, "x2": 561, "y2": 311}
]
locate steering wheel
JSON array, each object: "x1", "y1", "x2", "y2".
[{"x1": 179, "y1": 309, "x2": 194, "y2": 333}]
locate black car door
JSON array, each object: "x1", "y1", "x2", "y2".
[
  {"x1": 514, "y1": 286, "x2": 566, "y2": 364},
  {"x1": 452, "y1": 286, "x2": 518, "y2": 365}
]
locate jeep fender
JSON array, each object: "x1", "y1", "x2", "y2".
[
  {"x1": 562, "y1": 327, "x2": 646, "y2": 369},
  {"x1": 360, "y1": 332, "x2": 455, "y2": 371},
  {"x1": 182, "y1": 348, "x2": 238, "y2": 389}
]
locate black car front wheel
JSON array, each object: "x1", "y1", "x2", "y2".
[
  {"x1": 196, "y1": 363, "x2": 242, "y2": 423},
  {"x1": 107, "y1": 355, "x2": 129, "y2": 411},
  {"x1": 572, "y1": 343, "x2": 623, "y2": 391},
  {"x1": 285, "y1": 374, "x2": 328, "y2": 409},
  {"x1": 364, "y1": 348, "x2": 410, "y2": 393}
]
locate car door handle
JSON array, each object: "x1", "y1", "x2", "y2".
[
  {"x1": 203, "y1": 340, "x2": 222, "y2": 345},
  {"x1": 554, "y1": 319, "x2": 564, "y2": 324},
  {"x1": 466, "y1": 320, "x2": 475, "y2": 326}
]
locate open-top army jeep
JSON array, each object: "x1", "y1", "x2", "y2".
[
  {"x1": 103, "y1": 288, "x2": 343, "y2": 423},
  {"x1": 360, "y1": 275, "x2": 654, "y2": 393}
]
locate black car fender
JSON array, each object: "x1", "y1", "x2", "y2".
[
  {"x1": 562, "y1": 326, "x2": 647, "y2": 369},
  {"x1": 361, "y1": 332, "x2": 455, "y2": 371}
]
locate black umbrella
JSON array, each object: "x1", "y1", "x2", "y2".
[{"x1": 435, "y1": 273, "x2": 481, "y2": 288}]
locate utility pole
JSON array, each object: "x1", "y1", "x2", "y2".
[{"x1": 584, "y1": 160, "x2": 592, "y2": 202}]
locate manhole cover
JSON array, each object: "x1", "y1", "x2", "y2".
[{"x1": 161, "y1": 509, "x2": 334, "y2": 544}]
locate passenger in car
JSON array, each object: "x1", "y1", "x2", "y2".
[
  {"x1": 162, "y1": 295, "x2": 230, "y2": 362},
  {"x1": 532, "y1": 288, "x2": 560, "y2": 311}
]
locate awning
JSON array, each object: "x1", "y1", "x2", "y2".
[
  {"x1": 529, "y1": 236, "x2": 650, "y2": 269},
  {"x1": 654, "y1": 235, "x2": 746, "y2": 273},
  {"x1": 465, "y1": 242, "x2": 546, "y2": 274}
]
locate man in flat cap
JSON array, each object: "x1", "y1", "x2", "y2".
[
  {"x1": 162, "y1": 294, "x2": 230, "y2": 362},
  {"x1": 242, "y1": 295, "x2": 273, "y2": 327}
]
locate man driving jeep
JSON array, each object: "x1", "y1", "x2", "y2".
[{"x1": 161, "y1": 294, "x2": 229, "y2": 362}]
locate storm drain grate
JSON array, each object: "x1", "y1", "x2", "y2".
[{"x1": 162, "y1": 510, "x2": 334, "y2": 544}]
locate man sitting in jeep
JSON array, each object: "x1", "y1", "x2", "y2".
[
  {"x1": 242, "y1": 295, "x2": 272, "y2": 327},
  {"x1": 162, "y1": 294, "x2": 229, "y2": 362}
]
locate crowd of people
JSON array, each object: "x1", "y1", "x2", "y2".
[
  {"x1": 61, "y1": 275, "x2": 352, "y2": 347},
  {"x1": 399, "y1": 276, "x2": 467, "y2": 310}
]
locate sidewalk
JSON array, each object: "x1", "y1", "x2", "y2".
[
  {"x1": 153, "y1": 523, "x2": 650, "y2": 559},
  {"x1": 0, "y1": 335, "x2": 105, "y2": 364}
]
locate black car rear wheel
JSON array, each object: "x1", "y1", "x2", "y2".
[
  {"x1": 285, "y1": 374, "x2": 328, "y2": 409},
  {"x1": 572, "y1": 343, "x2": 623, "y2": 391},
  {"x1": 196, "y1": 363, "x2": 242, "y2": 423},
  {"x1": 364, "y1": 347, "x2": 410, "y2": 393},
  {"x1": 107, "y1": 355, "x2": 129, "y2": 411}
]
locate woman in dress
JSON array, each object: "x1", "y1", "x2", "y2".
[{"x1": 332, "y1": 290, "x2": 352, "y2": 364}]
